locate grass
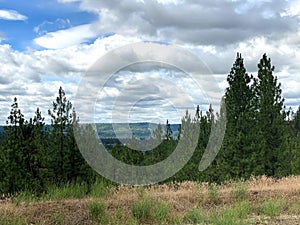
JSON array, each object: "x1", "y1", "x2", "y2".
[
  {"x1": 0, "y1": 176, "x2": 299, "y2": 225},
  {"x1": 210, "y1": 201, "x2": 251, "y2": 225},
  {"x1": 289, "y1": 202, "x2": 300, "y2": 215},
  {"x1": 207, "y1": 183, "x2": 220, "y2": 205},
  {"x1": 183, "y1": 207, "x2": 207, "y2": 224},
  {"x1": 42, "y1": 183, "x2": 88, "y2": 200},
  {"x1": 131, "y1": 197, "x2": 171, "y2": 224},
  {"x1": 257, "y1": 198, "x2": 286, "y2": 219},
  {"x1": 50, "y1": 212, "x2": 64, "y2": 225},
  {"x1": 87, "y1": 201, "x2": 108, "y2": 224},
  {"x1": 0, "y1": 212, "x2": 27, "y2": 225},
  {"x1": 153, "y1": 201, "x2": 171, "y2": 223},
  {"x1": 231, "y1": 180, "x2": 249, "y2": 201},
  {"x1": 90, "y1": 178, "x2": 113, "y2": 198},
  {"x1": 131, "y1": 197, "x2": 153, "y2": 223}
]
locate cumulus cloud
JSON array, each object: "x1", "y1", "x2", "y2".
[
  {"x1": 2, "y1": 0, "x2": 300, "y2": 124},
  {"x1": 72, "y1": 0, "x2": 298, "y2": 46},
  {"x1": 34, "y1": 24, "x2": 98, "y2": 49},
  {"x1": 0, "y1": 9, "x2": 27, "y2": 21}
]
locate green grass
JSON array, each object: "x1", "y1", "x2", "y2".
[
  {"x1": 207, "y1": 183, "x2": 220, "y2": 205},
  {"x1": 257, "y1": 198, "x2": 286, "y2": 219},
  {"x1": 13, "y1": 190, "x2": 39, "y2": 205},
  {"x1": 232, "y1": 181, "x2": 249, "y2": 202},
  {"x1": 153, "y1": 201, "x2": 170, "y2": 223},
  {"x1": 50, "y1": 212, "x2": 64, "y2": 225},
  {"x1": 42, "y1": 183, "x2": 88, "y2": 200},
  {"x1": 210, "y1": 201, "x2": 251, "y2": 225},
  {"x1": 0, "y1": 212, "x2": 27, "y2": 225},
  {"x1": 87, "y1": 201, "x2": 108, "y2": 224},
  {"x1": 131, "y1": 197, "x2": 171, "y2": 224},
  {"x1": 183, "y1": 207, "x2": 208, "y2": 224},
  {"x1": 89, "y1": 178, "x2": 113, "y2": 198},
  {"x1": 131, "y1": 197, "x2": 153, "y2": 223}
]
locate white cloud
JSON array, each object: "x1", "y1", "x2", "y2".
[
  {"x1": 0, "y1": 9, "x2": 27, "y2": 21},
  {"x1": 3, "y1": 0, "x2": 300, "y2": 124},
  {"x1": 34, "y1": 24, "x2": 98, "y2": 49}
]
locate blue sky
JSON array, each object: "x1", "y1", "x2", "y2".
[
  {"x1": 1, "y1": 0, "x2": 300, "y2": 124},
  {"x1": 0, "y1": 0, "x2": 96, "y2": 50}
]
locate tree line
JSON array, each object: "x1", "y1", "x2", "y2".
[{"x1": 0, "y1": 53, "x2": 299, "y2": 196}]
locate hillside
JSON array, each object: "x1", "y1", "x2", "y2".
[{"x1": 1, "y1": 176, "x2": 299, "y2": 224}]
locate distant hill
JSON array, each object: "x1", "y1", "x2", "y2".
[
  {"x1": 0, "y1": 123, "x2": 180, "y2": 140},
  {"x1": 96, "y1": 123, "x2": 179, "y2": 139}
]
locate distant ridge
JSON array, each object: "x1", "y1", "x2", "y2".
[{"x1": 0, "y1": 123, "x2": 180, "y2": 140}]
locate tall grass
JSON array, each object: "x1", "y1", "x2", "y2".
[
  {"x1": 257, "y1": 198, "x2": 286, "y2": 219},
  {"x1": 183, "y1": 207, "x2": 207, "y2": 224},
  {"x1": 0, "y1": 212, "x2": 27, "y2": 225},
  {"x1": 131, "y1": 197, "x2": 171, "y2": 224},
  {"x1": 231, "y1": 181, "x2": 249, "y2": 202},
  {"x1": 88, "y1": 201, "x2": 108, "y2": 224},
  {"x1": 210, "y1": 201, "x2": 251, "y2": 225},
  {"x1": 42, "y1": 183, "x2": 88, "y2": 200}
]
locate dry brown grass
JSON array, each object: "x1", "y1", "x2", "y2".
[{"x1": 1, "y1": 176, "x2": 299, "y2": 224}]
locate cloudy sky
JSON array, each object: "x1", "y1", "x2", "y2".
[{"x1": 1, "y1": 0, "x2": 300, "y2": 124}]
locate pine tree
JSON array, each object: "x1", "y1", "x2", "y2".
[
  {"x1": 222, "y1": 53, "x2": 255, "y2": 179},
  {"x1": 255, "y1": 53, "x2": 285, "y2": 176},
  {"x1": 165, "y1": 120, "x2": 173, "y2": 141},
  {"x1": 48, "y1": 86, "x2": 73, "y2": 183},
  {"x1": 3, "y1": 97, "x2": 26, "y2": 193}
]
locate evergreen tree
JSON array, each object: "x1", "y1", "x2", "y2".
[
  {"x1": 222, "y1": 53, "x2": 255, "y2": 179},
  {"x1": 48, "y1": 87, "x2": 73, "y2": 183},
  {"x1": 165, "y1": 120, "x2": 173, "y2": 141},
  {"x1": 255, "y1": 53, "x2": 285, "y2": 176},
  {"x1": 3, "y1": 97, "x2": 26, "y2": 193}
]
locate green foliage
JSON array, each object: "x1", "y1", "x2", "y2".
[{"x1": 222, "y1": 53, "x2": 256, "y2": 180}]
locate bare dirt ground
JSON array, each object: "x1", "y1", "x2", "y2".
[{"x1": 0, "y1": 175, "x2": 299, "y2": 224}]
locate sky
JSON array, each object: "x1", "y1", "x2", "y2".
[{"x1": 1, "y1": 0, "x2": 300, "y2": 124}]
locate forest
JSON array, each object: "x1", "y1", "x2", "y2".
[{"x1": 0, "y1": 53, "x2": 300, "y2": 196}]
